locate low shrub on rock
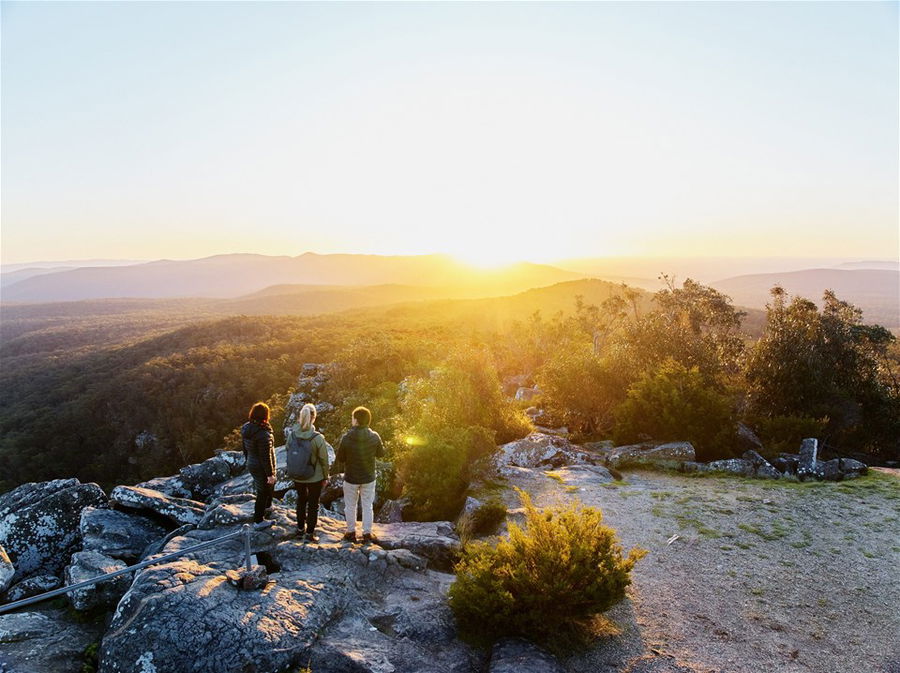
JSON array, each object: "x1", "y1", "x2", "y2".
[
  {"x1": 449, "y1": 489, "x2": 645, "y2": 649},
  {"x1": 456, "y1": 497, "x2": 508, "y2": 544}
]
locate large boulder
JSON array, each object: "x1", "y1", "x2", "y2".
[
  {"x1": 110, "y1": 485, "x2": 205, "y2": 526},
  {"x1": 797, "y1": 438, "x2": 819, "y2": 480},
  {"x1": 495, "y1": 433, "x2": 593, "y2": 472},
  {"x1": 0, "y1": 609, "x2": 106, "y2": 673},
  {"x1": 64, "y1": 550, "x2": 131, "y2": 611},
  {"x1": 99, "y1": 517, "x2": 480, "y2": 673},
  {"x1": 373, "y1": 521, "x2": 460, "y2": 571},
  {"x1": 742, "y1": 450, "x2": 781, "y2": 480},
  {"x1": 177, "y1": 453, "x2": 241, "y2": 500},
  {"x1": 606, "y1": 442, "x2": 696, "y2": 470},
  {"x1": 0, "y1": 479, "x2": 107, "y2": 583},
  {"x1": 80, "y1": 506, "x2": 168, "y2": 562},
  {"x1": 3, "y1": 575, "x2": 62, "y2": 603},
  {"x1": 134, "y1": 474, "x2": 193, "y2": 499},
  {"x1": 489, "y1": 638, "x2": 565, "y2": 673},
  {"x1": 818, "y1": 458, "x2": 868, "y2": 481},
  {"x1": 0, "y1": 545, "x2": 14, "y2": 594},
  {"x1": 198, "y1": 494, "x2": 256, "y2": 529}
]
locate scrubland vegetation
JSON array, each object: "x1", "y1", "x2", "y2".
[{"x1": 1, "y1": 279, "x2": 897, "y2": 515}]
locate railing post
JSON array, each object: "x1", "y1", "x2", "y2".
[{"x1": 243, "y1": 524, "x2": 252, "y2": 572}]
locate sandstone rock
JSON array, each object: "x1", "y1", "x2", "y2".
[
  {"x1": 375, "y1": 498, "x2": 409, "y2": 523},
  {"x1": 302, "y1": 362, "x2": 319, "y2": 376},
  {"x1": 489, "y1": 638, "x2": 565, "y2": 673},
  {"x1": 315, "y1": 401, "x2": 336, "y2": 415},
  {"x1": 515, "y1": 386, "x2": 539, "y2": 402},
  {"x1": 0, "y1": 479, "x2": 107, "y2": 583},
  {"x1": 80, "y1": 506, "x2": 167, "y2": 562},
  {"x1": 64, "y1": 550, "x2": 130, "y2": 611},
  {"x1": 606, "y1": 442, "x2": 696, "y2": 470},
  {"x1": 502, "y1": 374, "x2": 531, "y2": 395},
  {"x1": 549, "y1": 464, "x2": 616, "y2": 489},
  {"x1": 798, "y1": 438, "x2": 819, "y2": 480},
  {"x1": 0, "y1": 546, "x2": 13, "y2": 594},
  {"x1": 110, "y1": 485, "x2": 205, "y2": 526},
  {"x1": 495, "y1": 433, "x2": 592, "y2": 472},
  {"x1": 772, "y1": 454, "x2": 800, "y2": 476},
  {"x1": 818, "y1": 458, "x2": 868, "y2": 481},
  {"x1": 0, "y1": 609, "x2": 106, "y2": 673},
  {"x1": 3, "y1": 575, "x2": 62, "y2": 603},
  {"x1": 134, "y1": 474, "x2": 193, "y2": 499},
  {"x1": 211, "y1": 471, "x2": 255, "y2": 499},
  {"x1": 141, "y1": 523, "x2": 196, "y2": 560},
  {"x1": 99, "y1": 518, "x2": 477, "y2": 673},
  {"x1": 702, "y1": 459, "x2": 755, "y2": 477},
  {"x1": 177, "y1": 453, "x2": 236, "y2": 500},
  {"x1": 373, "y1": 520, "x2": 460, "y2": 571},
  {"x1": 198, "y1": 495, "x2": 256, "y2": 529},
  {"x1": 742, "y1": 450, "x2": 781, "y2": 479}
]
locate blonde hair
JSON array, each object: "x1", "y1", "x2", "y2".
[{"x1": 298, "y1": 403, "x2": 317, "y2": 431}]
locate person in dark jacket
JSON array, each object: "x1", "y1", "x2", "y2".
[
  {"x1": 335, "y1": 406, "x2": 384, "y2": 543},
  {"x1": 241, "y1": 402, "x2": 276, "y2": 530}
]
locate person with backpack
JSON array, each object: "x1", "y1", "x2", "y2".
[
  {"x1": 285, "y1": 403, "x2": 333, "y2": 542},
  {"x1": 335, "y1": 406, "x2": 385, "y2": 544},
  {"x1": 241, "y1": 402, "x2": 276, "y2": 530}
]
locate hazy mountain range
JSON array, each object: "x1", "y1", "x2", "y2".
[{"x1": 1, "y1": 253, "x2": 896, "y2": 327}]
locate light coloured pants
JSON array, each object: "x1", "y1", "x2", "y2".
[{"x1": 343, "y1": 481, "x2": 376, "y2": 534}]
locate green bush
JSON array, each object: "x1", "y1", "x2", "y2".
[
  {"x1": 613, "y1": 359, "x2": 736, "y2": 461},
  {"x1": 449, "y1": 489, "x2": 646, "y2": 649},
  {"x1": 456, "y1": 497, "x2": 508, "y2": 544},
  {"x1": 397, "y1": 430, "x2": 471, "y2": 521},
  {"x1": 752, "y1": 414, "x2": 828, "y2": 456}
]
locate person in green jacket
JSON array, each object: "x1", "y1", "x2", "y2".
[{"x1": 287, "y1": 403, "x2": 333, "y2": 542}]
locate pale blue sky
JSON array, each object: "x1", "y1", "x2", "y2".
[{"x1": 2, "y1": 1, "x2": 897, "y2": 265}]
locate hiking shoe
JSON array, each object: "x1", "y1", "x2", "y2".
[
  {"x1": 361, "y1": 532, "x2": 379, "y2": 544},
  {"x1": 342, "y1": 531, "x2": 357, "y2": 543},
  {"x1": 305, "y1": 533, "x2": 320, "y2": 543},
  {"x1": 252, "y1": 520, "x2": 274, "y2": 530}
]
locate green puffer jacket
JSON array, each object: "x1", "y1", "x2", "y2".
[{"x1": 287, "y1": 424, "x2": 332, "y2": 483}]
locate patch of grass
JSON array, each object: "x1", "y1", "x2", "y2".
[
  {"x1": 749, "y1": 587, "x2": 765, "y2": 596},
  {"x1": 861, "y1": 550, "x2": 878, "y2": 559},
  {"x1": 737, "y1": 521, "x2": 788, "y2": 541},
  {"x1": 791, "y1": 540, "x2": 811, "y2": 549},
  {"x1": 650, "y1": 504, "x2": 665, "y2": 517},
  {"x1": 650, "y1": 491, "x2": 673, "y2": 500},
  {"x1": 545, "y1": 471, "x2": 564, "y2": 484}
]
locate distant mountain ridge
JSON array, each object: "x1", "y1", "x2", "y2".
[
  {"x1": 0, "y1": 253, "x2": 583, "y2": 303},
  {"x1": 711, "y1": 269, "x2": 899, "y2": 327}
]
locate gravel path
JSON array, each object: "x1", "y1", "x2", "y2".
[{"x1": 496, "y1": 466, "x2": 900, "y2": 673}]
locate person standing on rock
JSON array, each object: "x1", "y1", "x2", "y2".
[
  {"x1": 242, "y1": 402, "x2": 276, "y2": 530},
  {"x1": 336, "y1": 406, "x2": 384, "y2": 543},
  {"x1": 287, "y1": 403, "x2": 333, "y2": 543}
]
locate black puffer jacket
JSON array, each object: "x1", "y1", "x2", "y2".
[
  {"x1": 336, "y1": 426, "x2": 385, "y2": 485},
  {"x1": 242, "y1": 421, "x2": 275, "y2": 478}
]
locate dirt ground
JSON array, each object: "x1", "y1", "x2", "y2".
[{"x1": 494, "y1": 465, "x2": 900, "y2": 673}]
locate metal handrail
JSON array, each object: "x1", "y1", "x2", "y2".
[{"x1": 0, "y1": 524, "x2": 253, "y2": 615}]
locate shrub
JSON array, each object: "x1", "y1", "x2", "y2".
[
  {"x1": 456, "y1": 497, "x2": 508, "y2": 544},
  {"x1": 396, "y1": 430, "x2": 471, "y2": 521},
  {"x1": 535, "y1": 345, "x2": 623, "y2": 438},
  {"x1": 752, "y1": 414, "x2": 828, "y2": 456},
  {"x1": 449, "y1": 489, "x2": 646, "y2": 649},
  {"x1": 613, "y1": 359, "x2": 736, "y2": 461}
]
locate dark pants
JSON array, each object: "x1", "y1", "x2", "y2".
[
  {"x1": 295, "y1": 480, "x2": 324, "y2": 533},
  {"x1": 252, "y1": 473, "x2": 273, "y2": 523}
]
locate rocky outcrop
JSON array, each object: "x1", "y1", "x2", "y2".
[
  {"x1": 284, "y1": 363, "x2": 332, "y2": 428},
  {"x1": 495, "y1": 433, "x2": 594, "y2": 473},
  {"x1": 375, "y1": 498, "x2": 410, "y2": 523},
  {"x1": 0, "y1": 546, "x2": 13, "y2": 594},
  {"x1": 197, "y1": 494, "x2": 256, "y2": 529},
  {"x1": 80, "y1": 507, "x2": 167, "y2": 562},
  {"x1": 110, "y1": 485, "x2": 205, "y2": 526},
  {"x1": 64, "y1": 550, "x2": 130, "y2": 611},
  {"x1": 797, "y1": 438, "x2": 818, "y2": 479},
  {"x1": 515, "y1": 386, "x2": 540, "y2": 402},
  {"x1": 489, "y1": 638, "x2": 565, "y2": 673},
  {"x1": 98, "y1": 515, "x2": 479, "y2": 673},
  {"x1": 0, "y1": 609, "x2": 105, "y2": 673},
  {"x1": 818, "y1": 458, "x2": 868, "y2": 481},
  {"x1": 3, "y1": 575, "x2": 62, "y2": 603},
  {"x1": 0, "y1": 479, "x2": 107, "y2": 583},
  {"x1": 176, "y1": 452, "x2": 244, "y2": 500},
  {"x1": 606, "y1": 442, "x2": 696, "y2": 470},
  {"x1": 373, "y1": 520, "x2": 460, "y2": 571}
]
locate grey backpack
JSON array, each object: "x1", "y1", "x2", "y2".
[{"x1": 286, "y1": 431, "x2": 318, "y2": 480}]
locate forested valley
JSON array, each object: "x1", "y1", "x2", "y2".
[{"x1": 1, "y1": 277, "x2": 897, "y2": 515}]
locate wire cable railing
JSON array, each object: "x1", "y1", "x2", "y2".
[{"x1": 0, "y1": 523, "x2": 253, "y2": 615}]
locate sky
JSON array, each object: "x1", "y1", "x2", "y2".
[{"x1": 1, "y1": 1, "x2": 898, "y2": 267}]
